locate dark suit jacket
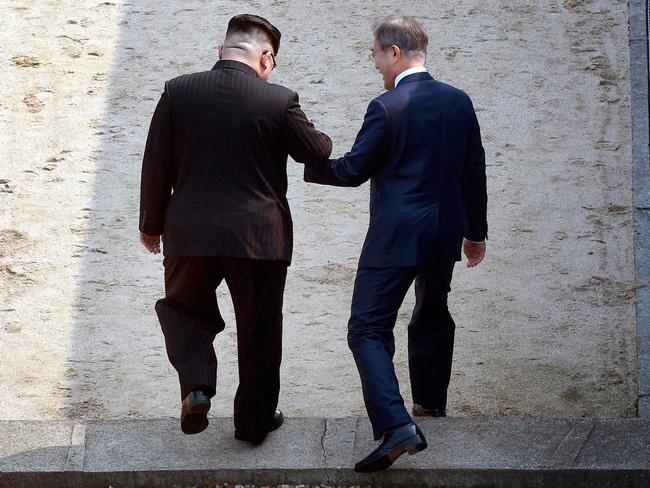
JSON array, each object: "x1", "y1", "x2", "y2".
[
  {"x1": 304, "y1": 72, "x2": 487, "y2": 268},
  {"x1": 139, "y1": 60, "x2": 332, "y2": 263}
]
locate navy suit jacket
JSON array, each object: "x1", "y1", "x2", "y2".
[{"x1": 304, "y1": 72, "x2": 487, "y2": 268}]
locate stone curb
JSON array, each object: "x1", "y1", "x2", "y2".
[
  {"x1": 0, "y1": 418, "x2": 648, "y2": 487},
  {"x1": 630, "y1": 0, "x2": 650, "y2": 418}
]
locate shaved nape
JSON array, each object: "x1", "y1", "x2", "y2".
[
  {"x1": 225, "y1": 14, "x2": 281, "y2": 54},
  {"x1": 222, "y1": 29, "x2": 275, "y2": 59}
]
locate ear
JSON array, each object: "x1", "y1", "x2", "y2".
[
  {"x1": 218, "y1": 44, "x2": 223, "y2": 59},
  {"x1": 260, "y1": 52, "x2": 272, "y2": 72},
  {"x1": 390, "y1": 44, "x2": 400, "y2": 60}
]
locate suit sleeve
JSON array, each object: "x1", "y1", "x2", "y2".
[
  {"x1": 304, "y1": 98, "x2": 389, "y2": 187},
  {"x1": 460, "y1": 99, "x2": 488, "y2": 242},
  {"x1": 283, "y1": 92, "x2": 332, "y2": 165},
  {"x1": 139, "y1": 84, "x2": 175, "y2": 235}
]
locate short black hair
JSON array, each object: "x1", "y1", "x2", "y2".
[{"x1": 226, "y1": 14, "x2": 281, "y2": 55}]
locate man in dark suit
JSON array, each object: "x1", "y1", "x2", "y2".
[
  {"x1": 305, "y1": 15, "x2": 487, "y2": 472},
  {"x1": 139, "y1": 14, "x2": 331, "y2": 444}
]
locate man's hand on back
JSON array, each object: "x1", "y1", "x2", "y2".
[
  {"x1": 463, "y1": 239, "x2": 486, "y2": 267},
  {"x1": 139, "y1": 232, "x2": 161, "y2": 254}
]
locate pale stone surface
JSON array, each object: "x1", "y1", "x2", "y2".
[
  {"x1": 0, "y1": 0, "x2": 636, "y2": 420},
  {"x1": 1, "y1": 419, "x2": 649, "y2": 487}
]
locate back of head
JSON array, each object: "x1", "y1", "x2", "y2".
[
  {"x1": 373, "y1": 15, "x2": 428, "y2": 58},
  {"x1": 226, "y1": 14, "x2": 281, "y2": 55}
]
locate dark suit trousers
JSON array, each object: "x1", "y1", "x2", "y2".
[
  {"x1": 154, "y1": 256, "x2": 287, "y2": 441},
  {"x1": 347, "y1": 262, "x2": 456, "y2": 440}
]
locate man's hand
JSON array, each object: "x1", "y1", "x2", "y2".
[
  {"x1": 463, "y1": 239, "x2": 486, "y2": 268},
  {"x1": 139, "y1": 232, "x2": 161, "y2": 254}
]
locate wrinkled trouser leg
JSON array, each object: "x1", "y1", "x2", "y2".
[
  {"x1": 347, "y1": 266, "x2": 417, "y2": 440},
  {"x1": 408, "y1": 262, "x2": 456, "y2": 410},
  {"x1": 222, "y1": 257, "x2": 287, "y2": 443},
  {"x1": 156, "y1": 256, "x2": 225, "y2": 400}
]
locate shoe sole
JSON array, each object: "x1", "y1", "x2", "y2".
[
  {"x1": 388, "y1": 436, "x2": 428, "y2": 461},
  {"x1": 181, "y1": 401, "x2": 210, "y2": 435}
]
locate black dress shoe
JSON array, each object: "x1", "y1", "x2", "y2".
[
  {"x1": 234, "y1": 409, "x2": 284, "y2": 444},
  {"x1": 354, "y1": 422, "x2": 427, "y2": 473},
  {"x1": 412, "y1": 404, "x2": 446, "y2": 417},
  {"x1": 180, "y1": 390, "x2": 211, "y2": 435},
  {"x1": 270, "y1": 409, "x2": 284, "y2": 431}
]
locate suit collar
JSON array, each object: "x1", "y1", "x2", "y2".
[
  {"x1": 395, "y1": 71, "x2": 434, "y2": 86},
  {"x1": 211, "y1": 59, "x2": 259, "y2": 78}
]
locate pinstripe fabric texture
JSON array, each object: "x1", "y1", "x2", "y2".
[{"x1": 139, "y1": 60, "x2": 332, "y2": 263}]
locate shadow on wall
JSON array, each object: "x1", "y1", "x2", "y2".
[{"x1": 64, "y1": 2, "x2": 241, "y2": 420}]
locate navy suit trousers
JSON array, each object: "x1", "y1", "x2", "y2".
[{"x1": 347, "y1": 261, "x2": 456, "y2": 439}]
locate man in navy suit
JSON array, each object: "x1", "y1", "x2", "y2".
[{"x1": 305, "y1": 15, "x2": 487, "y2": 472}]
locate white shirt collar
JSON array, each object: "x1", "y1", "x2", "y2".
[{"x1": 394, "y1": 66, "x2": 427, "y2": 87}]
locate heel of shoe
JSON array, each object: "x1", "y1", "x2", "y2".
[
  {"x1": 407, "y1": 440, "x2": 428, "y2": 455},
  {"x1": 189, "y1": 401, "x2": 211, "y2": 414}
]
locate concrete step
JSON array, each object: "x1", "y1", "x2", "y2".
[{"x1": 0, "y1": 417, "x2": 648, "y2": 487}]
